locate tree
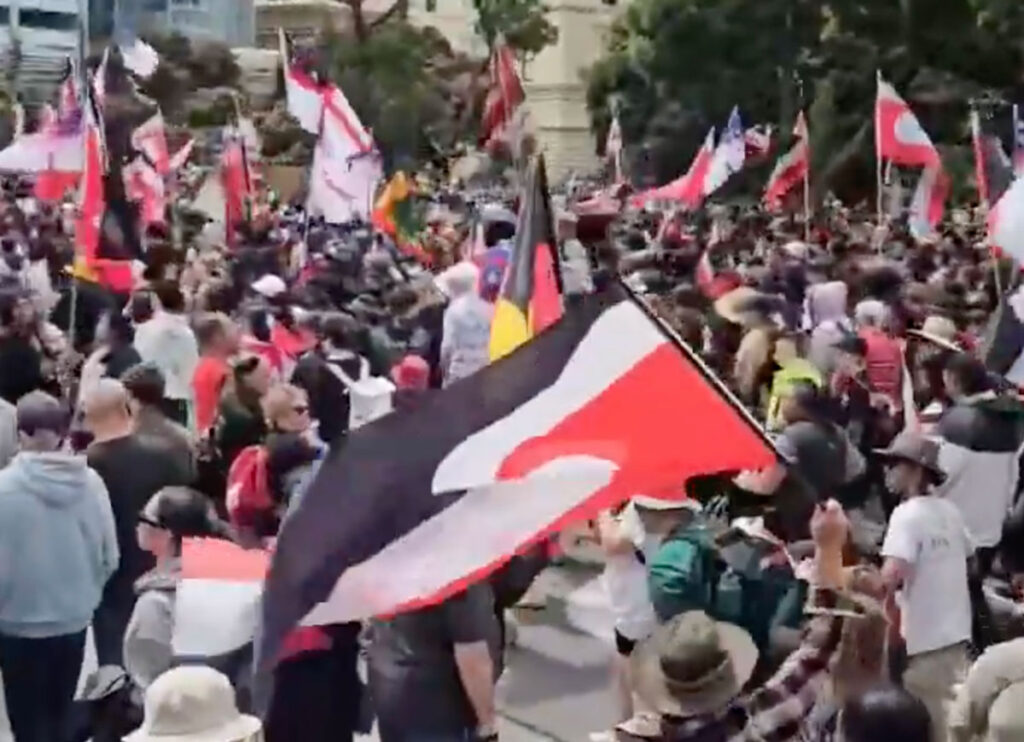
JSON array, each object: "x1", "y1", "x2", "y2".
[
  {"x1": 586, "y1": 0, "x2": 1024, "y2": 199},
  {"x1": 472, "y1": 0, "x2": 558, "y2": 59},
  {"x1": 139, "y1": 34, "x2": 241, "y2": 122}
]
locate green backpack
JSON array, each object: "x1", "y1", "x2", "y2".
[{"x1": 647, "y1": 523, "x2": 804, "y2": 650}]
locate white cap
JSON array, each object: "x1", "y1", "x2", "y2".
[{"x1": 251, "y1": 274, "x2": 287, "y2": 299}]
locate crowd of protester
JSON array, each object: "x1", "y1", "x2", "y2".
[{"x1": 0, "y1": 185, "x2": 1023, "y2": 742}]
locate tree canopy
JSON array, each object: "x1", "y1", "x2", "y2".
[{"x1": 587, "y1": 0, "x2": 1024, "y2": 199}]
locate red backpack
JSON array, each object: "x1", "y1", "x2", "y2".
[{"x1": 226, "y1": 446, "x2": 273, "y2": 531}]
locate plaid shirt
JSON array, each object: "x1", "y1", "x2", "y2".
[{"x1": 647, "y1": 588, "x2": 868, "y2": 742}]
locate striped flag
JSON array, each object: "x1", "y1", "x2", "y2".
[
  {"x1": 257, "y1": 280, "x2": 777, "y2": 677},
  {"x1": 764, "y1": 112, "x2": 809, "y2": 209},
  {"x1": 489, "y1": 154, "x2": 563, "y2": 360},
  {"x1": 481, "y1": 36, "x2": 527, "y2": 153}
]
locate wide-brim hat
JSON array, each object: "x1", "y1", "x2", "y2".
[
  {"x1": 125, "y1": 714, "x2": 261, "y2": 742},
  {"x1": 713, "y1": 287, "x2": 765, "y2": 326},
  {"x1": 632, "y1": 612, "x2": 758, "y2": 717},
  {"x1": 874, "y1": 431, "x2": 945, "y2": 482}
]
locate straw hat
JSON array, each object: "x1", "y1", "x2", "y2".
[
  {"x1": 632, "y1": 611, "x2": 758, "y2": 717},
  {"x1": 713, "y1": 287, "x2": 764, "y2": 326}
]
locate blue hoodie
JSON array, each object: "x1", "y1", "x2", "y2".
[{"x1": 0, "y1": 452, "x2": 119, "y2": 638}]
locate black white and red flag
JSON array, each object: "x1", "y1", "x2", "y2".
[
  {"x1": 257, "y1": 283, "x2": 777, "y2": 670},
  {"x1": 971, "y1": 107, "x2": 1014, "y2": 209}
]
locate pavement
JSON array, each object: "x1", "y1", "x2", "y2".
[{"x1": 0, "y1": 557, "x2": 618, "y2": 742}]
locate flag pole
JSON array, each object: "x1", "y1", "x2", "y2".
[
  {"x1": 802, "y1": 165, "x2": 811, "y2": 242},
  {"x1": 875, "y1": 70, "x2": 883, "y2": 225},
  {"x1": 1014, "y1": 104, "x2": 1020, "y2": 172}
]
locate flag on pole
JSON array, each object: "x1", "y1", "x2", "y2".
[
  {"x1": 763, "y1": 112, "x2": 809, "y2": 209},
  {"x1": 907, "y1": 165, "x2": 949, "y2": 241},
  {"x1": 481, "y1": 37, "x2": 527, "y2": 152},
  {"x1": 490, "y1": 155, "x2": 563, "y2": 360},
  {"x1": 631, "y1": 128, "x2": 716, "y2": 209},
  {"x1": 168, "y1": 138, "x2": 196, "y2": 172},
  {"x1": 605, "y1": 108, "x2": 623, "y2": 183},
  {"x1": 131, "y1": 112, "x2": 170, "y2": 174},
  {"x1": 279, "y1": 29, "x2": 325, "y2": 134},
  {"x1": 220, "y1": 133, "x2": 253, "y2": 246},
  {"x1": 257, "y1": 280, "x2": 778, "y2": 677},
  {"x1": 1013, "y1": 104, "x2": 1024, "y2": 177},
  {"x1": 989, "y1": 177, "x2": 1024, "y2": 265},
  {"x1": 704, "y1": 106, "x2": 745, "y2": 195},
  {"x1": 744, "y1": 125, "x2": 773, "y2": 160},
  {"x1": 875, "y1": 76, "x2": 940, "y2": 168},
  {"x1": 123, "y1": 156, "x2": 166, "y2": 226},
  {"x1": 971, "y1": 108, "x2": 1015, "y2": 208}
]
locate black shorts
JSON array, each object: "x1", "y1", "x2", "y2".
[{"x1": 614, "y1": 630, "x2": 638, "y2": 656}]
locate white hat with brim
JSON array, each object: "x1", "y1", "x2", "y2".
[
  {"x1": 632, "y1": 611, "x2": 758, "y2": 717},
  {"x1": 125, "y1": 715, "x2": 261, "y2": 742},
  {"x1": 713, "y1": 287, "x2": 765, "y2": 326},
  {"x1": 124, "y1": 666, "x2": 263, "y2": 742},
  {"x1": 907, "y1": 328, "x2": 961, "y2": 354}
]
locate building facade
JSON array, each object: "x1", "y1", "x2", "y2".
[
  {"x1": 116, "y1": 0, "x2": 256, "y2": 47},
  {"x1": 0, "y1": 0, "x2": 82, "y2": 105}
]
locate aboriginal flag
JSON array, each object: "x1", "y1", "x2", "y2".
[
  {"x1": 257, "y1": 282, "x2": 778, "y2": 674},
  {"x1": 489, "y1": 154, "x2": 563, "y2": 360}
]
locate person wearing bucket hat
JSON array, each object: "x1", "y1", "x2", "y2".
[
  {"x1": 623, "y1": 501, "x2": 873, "y2": 742},
  {"x1": 878, "y1": 431, "x2": 972, "y2": 742},
  {"x1": 125, "y1": 666, "x2": 262, "y2": 742}
]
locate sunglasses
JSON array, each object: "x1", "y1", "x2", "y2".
[{"x1": 137, "y1": 513, "x2": 162, "y2": 528}]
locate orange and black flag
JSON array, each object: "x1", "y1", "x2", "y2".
[{"x1": 489, "y1": 155, "x2": 564, "y2": 360}]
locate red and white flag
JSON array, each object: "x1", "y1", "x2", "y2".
[
  {"x1": 221, "y1": 136, "x2": 252, "y2": 244},
  {"x1": 633, "y1": 128, "x2": 715, "y2": 209},
  {"x1": 989, "y1": 176, "x2": 1024, "y2": 262},
  {"x1": 74, "y1": 108, "x2": 105, "y2": 268},
  {"x1": 279, "y1": 28, "x2": 324, "y2": 134},
  {"x1": 481, "y1": 37, "x2": 528, "y2": 152},
  {"x1": 876, "y1": 75, "x2": 940, "y2": 168},
  {"x1": 168, "y1": 138, "x2": 196, "y2": 172},
  {"x1": 123, "y1": 157, "x2": 166, "y2": 226},
  {"x1": 744, "y1": 125, "x2": 773, "y2": 159},
  {"x1": 907, "y1": 165, "x2": 949, "y2": 241},
  {"x1": 763, "y1": 112, "x2": 809, "y2": 210},
  {"x1": 131, "y1": 112, "x2": 170, "y2": 174}
]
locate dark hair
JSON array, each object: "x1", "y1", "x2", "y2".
[
  {"x1": 153, "y1": 281, "x2": 185, "y2": 313},
  {"x1": 16, "y1": 391, "x2": 70, "y2": 437},
  {"x1": 841, "y1": 685, "x2": 932, "y2": 742},
  {"x1": 321, "y1": 312, "x2": 358, "y2": 350},
  {"x1": 104, "y1": 311, "x2": 135, "y2": 346},
  {"x1": 129, "y1": 291, "x2": 155, "y2": 325},
  {"x1": 944, "y1": 352, "x2": 992, "y2": 396},
  {"x1": 232, "y1": 354, "x2": 262, "y2": 380},
  {"x1": 121, "y1": 363, "x2": 166, "y2": 407},
  {"x1": 151, "y1": 487, "x2": 224, "y2": 540},
  {"x1": 248, "y1": 308, "x2": 272, "y2": 343}
]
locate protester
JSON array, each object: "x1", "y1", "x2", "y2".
[
  {"x1": 0, "y1": 290, "x2": 64, "y2": 402},
  {"x1": 85, "y1": 378, "x2": 193, "y2": 666},
  {"x1": 439, "y1": 261, "x2": 494, "y2": 385},
  {"x1": 0, "y1": 391, "x2": 119, "y2": 742},
  {"x1": 124, "y1": 666, "x2": 262, "y2": 742},
  {"x1": 841, "y1": 685, "x2": 933, "y2": 742},
  {"x1": 192, "y1": 312, "x2": 238, "y2": 437},
  {"x1": 935, "y1": 353, "x2": 1024, "y2": 567},
  {"x1": 261, "y1": 383, "x2": 322, "y2": 519},
  {"x1": 79, "y1": 311, "x2": 143, "y2": 403},
  {"x1": 133, "y1": 281, "x2": 200, "y2": 427},
  {"x1": 617, "y1": 500, "x2": 874, "y2": 742},
  {"x1": 291, "y1": 312, "x2": 368, "y2": 444},
  {"x1": 122, "y1": 362, "x2": 198, "y2": 485},
  {"x1": 123, "y1": 486, "x2": 229, "y2": 692},
  {"x1": 367, "y1": 582, "x2": 500, "y2": 742},
  {"x1": 879, "y1": 431, "x2": 973, "y2": 742},
  {"x1": 215, "y1": 354, "x2": 272, "y2": 470}
]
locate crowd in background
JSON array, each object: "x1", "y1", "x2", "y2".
[{"x1": 0, "y1": 183, "x2": 1024, "y2": 742}]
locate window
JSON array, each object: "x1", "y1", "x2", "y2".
[{"x1": 18, "y1": 10, "x2": 79, "y2": 30}]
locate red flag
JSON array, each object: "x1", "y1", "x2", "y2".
[
  {"x1": 74, "y1": 117, "x2": 104, "y2": 268},
  {"x1": 876, "y1": 76, "x2": 940, "y2": 168},
  {"x1": 123, "y1": 157, "x2": 166, "y2": 226},
  {"x1": 131, "y1": 112, "x2": 170, "y2": 174},
  {"x1": 221, "y1": 138, "x2": 252, "y2": 246},
  {"x1": 481, "y1": 38, "x2": 526, "y2": 150},
  {"x1": 632, "y1": 128, "x2": 715, "y2": 209},
  {"x1": 763, "y1": 112, "x2": 809, "y2": 210}
]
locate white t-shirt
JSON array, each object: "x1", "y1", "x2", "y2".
[
  {"x1": 603, "y1": 503, "x2": 658, "y2": 641},
  {"x1": 882, "y1": 496, "x2": 973, "y2": 656}
]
